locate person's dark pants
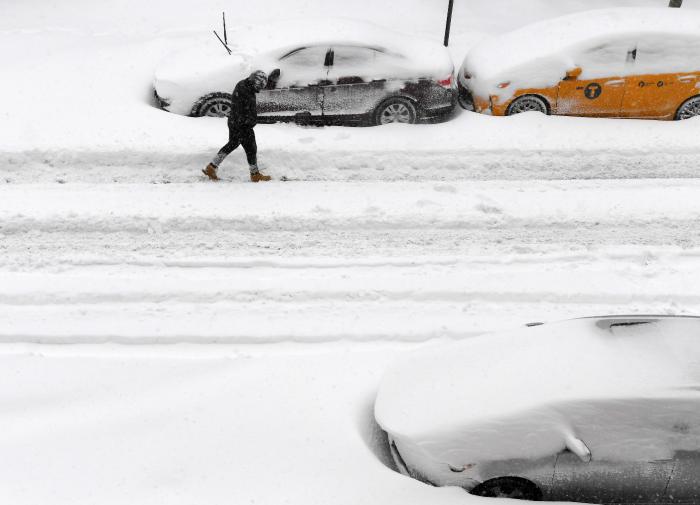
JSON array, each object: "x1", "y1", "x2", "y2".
[{"x1": 211, "y1": 123, "x2": 258, "y2": 172}]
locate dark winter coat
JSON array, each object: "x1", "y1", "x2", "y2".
[{"x1": 229, "y1": 78, "x2": 257, "y2": 129}]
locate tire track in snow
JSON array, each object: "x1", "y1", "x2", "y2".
[{"x1": 2, "y1": 180, "x2": 700, "y2": 344}]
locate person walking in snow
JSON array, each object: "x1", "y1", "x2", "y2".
[{"x1": 203, "y1": 70, "x2": 271, "y2": 182}]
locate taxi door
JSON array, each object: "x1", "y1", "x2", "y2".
[
  {"x1": 621, "y1": 39, "x2": 700, "y2": 119},
  {"x1": 557, "y1": 77, "x2": 627, "y2": 117},
  {"x1": 622, "y1": 73, "x2": 689, "y2": 118},
  {"x1": 556, "y1": 39, "x2": 636, "y2": 117}
]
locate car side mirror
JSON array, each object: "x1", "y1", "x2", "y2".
[
  {"x1": 267, "y1": 68, "x2": 281, "y2": 90},
  {"x1": 565, "y1": 67, "x2": 582, "y2": 80},
  {"x1": 565, "y1": 435, "x2": 591, "y2": 463}
]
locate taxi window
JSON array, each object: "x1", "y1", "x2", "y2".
[
  {"x1": 576, "y1": 39, "x2": 636, "y2": 78},
  {"x1": 635, "y1": 36, "x2": 700, "y2": 75}
]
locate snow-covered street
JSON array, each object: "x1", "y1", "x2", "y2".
[
  {"x1": 2, "y1": 178, "x2": 700, "y2": 504},
  {"x1": 3, "y1": 180, "x2": 700, "y2": 343}
]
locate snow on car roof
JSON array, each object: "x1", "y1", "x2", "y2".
[
  {"x1": 463, "y1": 8, "x2": 700, "y2": 90},
  {"x1": 229, "y1": 17, "x2": 452, "y2": 73},
  {"x1": 375, "y1": 316, "x2": 700, "y2": 456},
  {"x1": 155, "y1": 17, "x2": 452, "y2": 93}
]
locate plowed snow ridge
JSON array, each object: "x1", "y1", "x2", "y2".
[{"x1": 1, "y1": 180, "x2": 699, "y2": 344}]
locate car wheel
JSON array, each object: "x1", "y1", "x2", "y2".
[
  {"x1": 470, "y1": 477, "x2": 543, "y2": 501},
  {"x1": 192, "y1": 93, "x2": 232, "y2": 118},
  {"x1": 458, "y1": 93, "x2": 474, "y2": 111},
  {"x1": 506, "y1": 95, "x2": 549, "y2": 116},
  {"x1": 374, "y1": 98, "x2": 417, "y2": 125},
  {"x1": 675, "y1": 95, "x2": 700, "y2": 120}
]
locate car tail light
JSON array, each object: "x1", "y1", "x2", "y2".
[
  {"x1": 497, "y1": 81, "x2": 511, "y2": 89},
  {"x1": 437, "y1": 75, "x2": 453, "y2": 89}
]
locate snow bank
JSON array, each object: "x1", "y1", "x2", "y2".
[
  {"x1": 3, "y1": 113, "x2": 700, "y2": 183},
  {"x1": 463, "y1": 8, "x2": 700, "y2": 98},
  {"x1": 0, "y1": 344, "x2": 476, "y2": 505},
  {"x1": 375, "y1": 316, "x2": 700, "y2": 484}
]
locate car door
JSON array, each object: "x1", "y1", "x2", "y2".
[
  {"x1": 622, "y1": 36, "x2": 700, "y2": 119},
  {"x1": 322, "y1": 46, "x2": 392, "y2": 118},
  {"x1": 666, "y1": 451, "x2": 700, "y2": 503},
  {"x1": 257, "y1": 46, "x2": 330, "y2": 120},
  {"x1": 552, "y1": 401, "x2": 675, "y2": 503},
  {"x1": 556, "y1": 39, "x2": 636, "y2": 117},
  {"x1": 663, "y1": 399, "x2": 700, "y2": 503},
  {"x1": 553, "y1": 450, "x2": 675, "y2": 503}
]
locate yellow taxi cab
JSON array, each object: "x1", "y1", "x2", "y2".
[{"x1": 458, "y1": 8, "x2": 700, "y2": 120}]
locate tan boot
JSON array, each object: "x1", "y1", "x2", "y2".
[
  {"x1": 250, "y1": 172, "x2": 272, "y2": 182},
  {"x1": 202, "y1": 163, "x2": 220, "y2": 181}
]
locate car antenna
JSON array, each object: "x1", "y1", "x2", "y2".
[
  {"x1": 213, "y1": 11, "x2": 232, "y2": 55},
  {"x1": 213, "y1": 29, "x2": 231, "y2": 55}
]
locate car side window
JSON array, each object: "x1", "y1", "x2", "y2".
[
  {"x1": 333, "y1": 46, "x2": 379, "y2": 67},
  {"x1": 276, "y1": 46, "x2": 330, "y2": 88},
  {"x1": 331, "y1": 46, "x2": 393, "y2": 83},
  {"x1": 635, "y1": 36, "x2": 700, "y2": 75},
  {"x1": 576, "y1": 39, "x2": 636, "y2": 78},
  {"x1": 280, "y1": 46, "x2": 329, "y2": 68}
]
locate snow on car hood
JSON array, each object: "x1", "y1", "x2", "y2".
[
  {"x1": 375, "y1": 316, "x2": 700, "y2": 477},
  {"x1": 462, "y1": 7, "x2": 700, "y2": 98}
]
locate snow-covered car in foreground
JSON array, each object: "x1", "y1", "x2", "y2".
[
  {"x1": 458, "y1": 8, "x2": 700, "y2": 120},
  {"x1": 154, "y1": 19, "x2": 456, "y2": 126},
  {"x1": 375, "y1": 315, "x2": 700, "y2": 503}
]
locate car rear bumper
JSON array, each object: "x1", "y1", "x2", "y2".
[{"x1": 419, "y1": 102, "x2": 456, "y2": 122}]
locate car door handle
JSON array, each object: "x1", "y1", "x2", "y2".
[
  {"x1": 678, "y1": 76, "x2": 697, "y2": 83},
  {"x1": 605, "y1": 80, "x2": 625, "y2": 87},
  {"x1": 565, "y1": 435, "x2": 592, "y2": 463}
]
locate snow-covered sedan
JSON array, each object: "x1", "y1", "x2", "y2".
[
  {"x1": 375, "y1": 315, "x2": 700, "y2": 503},
  {"x1": 458, "y1": 8, "x2": 700, "y2": 120},
  {"x1": 154, "y1": 19, "x2": 456, "y2": 126}
]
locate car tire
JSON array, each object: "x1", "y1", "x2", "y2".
[
  {"x1": 191, "y1": 93, "x2": 232, "y2": 118},
  {"x1": 374, "y1": 97, "x2": 417, "y2": 125},
  {"x1": 458, "y1": 93, "x2": 474, "y2": 111},
  {"x1": 675, "y1": 95, "x2": 700, "y2": 120},
  {"x1": 470, "y1": 477, "x2": 543, "y2": 501},
  {"x1": 506, "y1": 95, "x2": 549, "y2": 116}
]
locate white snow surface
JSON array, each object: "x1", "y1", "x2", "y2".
[
  {"x1": 463, "y1": 8, "x2": 700, "y2": 98},
  {"x1": 5, "y1": 1, "x2": 700, "y2": 504}
]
